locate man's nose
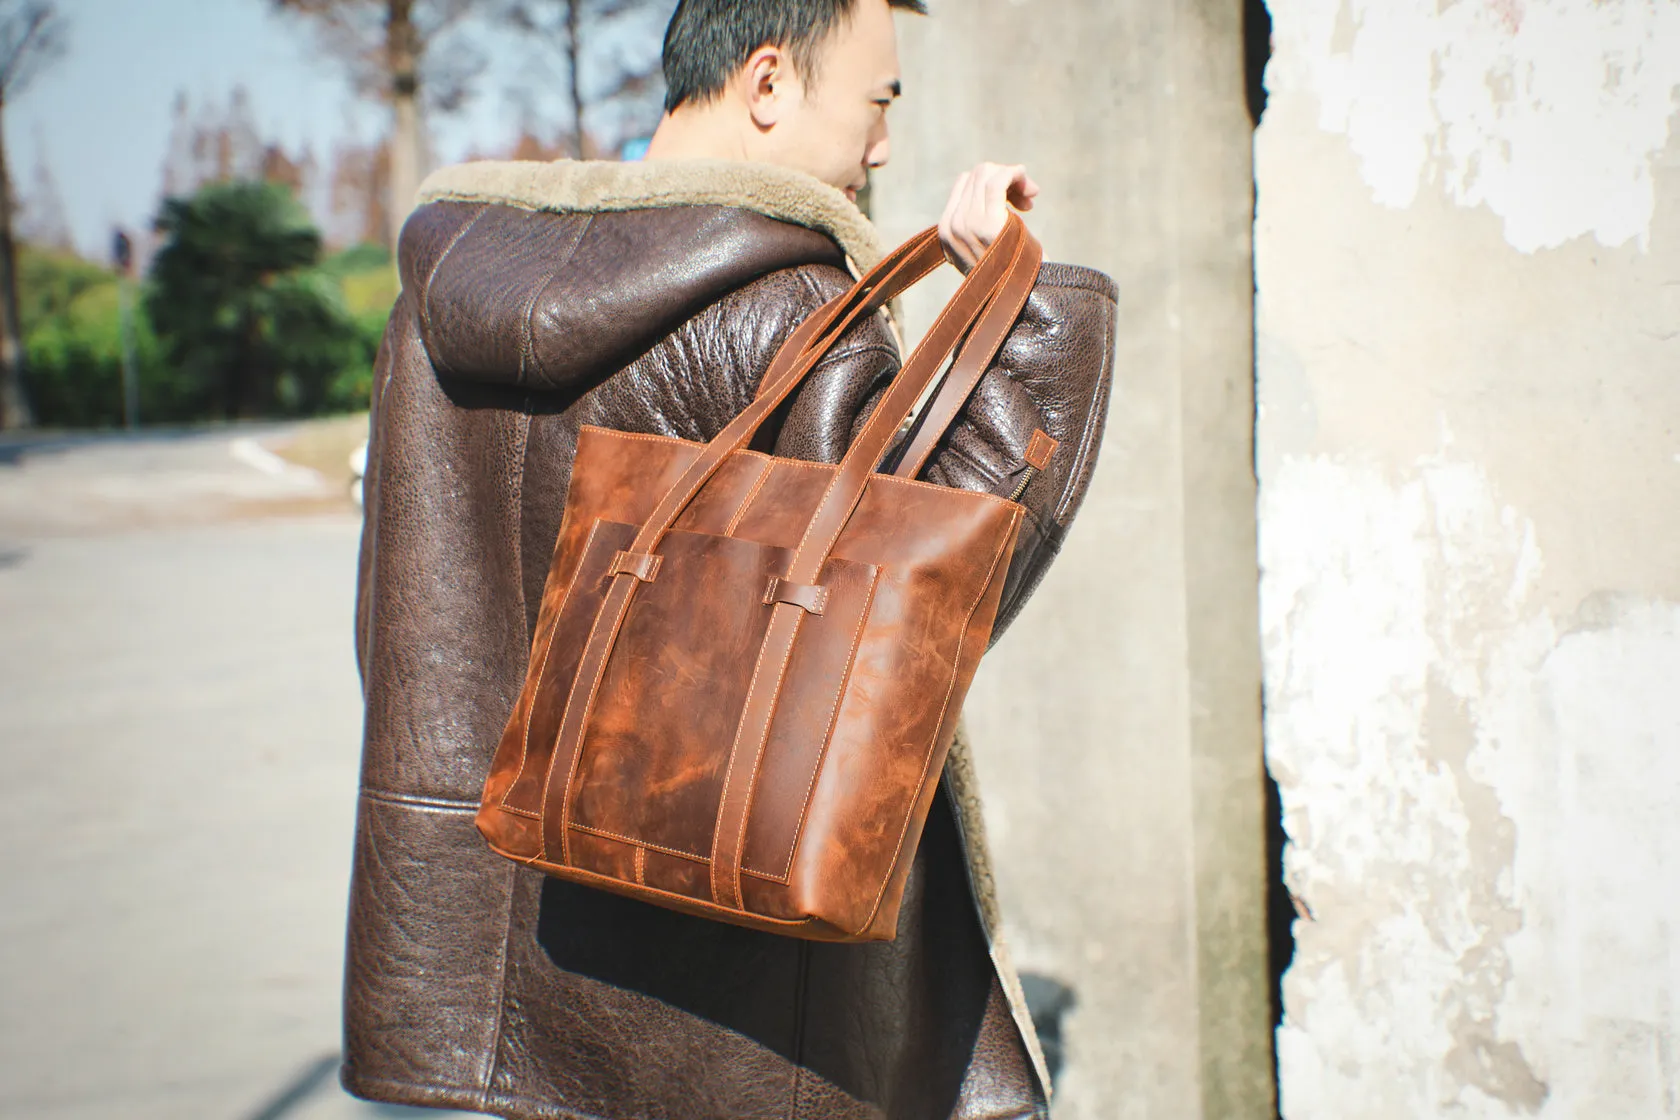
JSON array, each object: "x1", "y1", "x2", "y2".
[{"x1": 867, "y1": 134, "x2": 891, "y2": 170}]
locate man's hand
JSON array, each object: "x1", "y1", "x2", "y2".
[{"x1": 938, "y1": 163, "x2": 1040, "y2": 273}]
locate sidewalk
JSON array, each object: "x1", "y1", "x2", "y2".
[{"x1": 0, "y1": 426, "x2": 475, "y2": 1118}]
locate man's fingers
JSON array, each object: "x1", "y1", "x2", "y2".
[
  {"x1": 940, "y1": 171, "x2": 968, "y2": 232},
  {"x1": 940, "y1": 163, "x2": 1039, "y2": 270},
  {"x1": 939, "y1": 171, "x2": 969, "y2": 266},
  {"x1": 1008, "y1": 172, "x2": 1040, "y2": 212},
  {"x1": 959, "y1": 171, "x2": 988, "y2": 260},
  {"x1": 982, "y1": 169, "x2": 1013, "y2": 233}
]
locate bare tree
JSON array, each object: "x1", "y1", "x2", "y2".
[
  {"x1": 273, "y1": 0, "x2": 484, "y2": 251},
  {"x1": 503, "y1": 0, "x2": 665, "y2": 160},
  {"x1": 0, "y1": 1, "x2": 65, "y2": 431},
  {"x1": 16, "y1": 134, "x2": 71, "y2": 252},
  {"x1": 325, "y1": 135, "x2": 392, "y2": 249}
]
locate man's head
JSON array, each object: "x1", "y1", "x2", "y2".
[{"x1": 653, "y1": 0, "x2": 925, "y2": 200}]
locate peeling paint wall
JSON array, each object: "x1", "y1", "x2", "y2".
[{"x1": 1257, "y1": 1, "x2": 1680, "y2": 1117}]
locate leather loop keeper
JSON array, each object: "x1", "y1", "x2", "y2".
[
  {"x1": 763, "y1": 577, "x2": 828, "y2": 615},
  {"x1": 1025, "y1": 429, "x2": 1059, "y2": 471},
  {"x1": 607, "y1": 551, "x2": 662, "y2": 583}
]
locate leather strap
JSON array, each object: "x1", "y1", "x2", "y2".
[
  {"x1": 751, "y1": 228, "x2": 946, "y2": 405},
  {"x1": 606, "y1": 551, "x2": 662, "y2": 583},
  {"x1": 753, "y1": 230, "x2": 1044, "y2": 486},
  {"x1": 707, "y1": 217, "x2": 1041, "y2": 911},
  {"x1": 891, "y1": 236, "x2": 1042, "y2": 479},
  {"x1": 763, "y1": 577, "x2": 829, "y2": 615}
]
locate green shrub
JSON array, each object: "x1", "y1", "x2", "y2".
[
  {"x1": 147, "y1": 181, "x2": 365, "y2": 420},
  {"x1": 17, "y1": 190, "x2": 400, "y2": 427}
]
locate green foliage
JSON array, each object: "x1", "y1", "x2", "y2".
[
  {"x1": 146, "y1": 180, "x2": 350, "y2": 419},
  {"x1": 18, "y1": 245, "x2": 112, "y2": 335},
  {"x1": 319, "y1": 241, "x2": 392, "y2": 279},
  {"x1": 18, "y1": 250, "x2": 174, "y2": 427},
  {"x1": 19, "y1": 184, "x2": 395, "y2": 428}
]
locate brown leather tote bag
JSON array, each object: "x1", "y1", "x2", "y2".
[{"x1": 476, "y1": 215, "x2": 1045, "y2": 942}]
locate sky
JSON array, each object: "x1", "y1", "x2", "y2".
[{"x1": 11, "y1": 0, "x2": 671, "y2": 260}]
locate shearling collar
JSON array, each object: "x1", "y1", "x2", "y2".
[{"x1": 417, "y1": 158, "x2": 886, "y2": 271}]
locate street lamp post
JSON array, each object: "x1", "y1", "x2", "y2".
[{"x1": 112, "y1": 229, "x2": 137, "y2": 430}]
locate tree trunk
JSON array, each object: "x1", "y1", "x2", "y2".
[
  {"x1": 0, "y1": 99, "x2": 34, "y2": 430},
  {"x1": 386, "y1": 0, "x2": 422, "y2": 255},
  {"x1": 567, "y1": 0, "x2": 585, "y2": 159}
]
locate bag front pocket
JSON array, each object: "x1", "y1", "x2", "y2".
[{"x1": 562, "y1": 522, "x2": 879, "y2": 893}]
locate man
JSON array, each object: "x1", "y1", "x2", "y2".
[{"x1": 345, "y1": 1, "x2": 1117, "y2": 1117}]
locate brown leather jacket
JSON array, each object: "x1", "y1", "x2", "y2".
[{"x1": 347, "y1": 161, "x2": 1117, "y2": 1120}]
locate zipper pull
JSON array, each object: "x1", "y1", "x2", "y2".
[{"x1": 997, "y1": 429, "x2": 1058, "y2": 502}]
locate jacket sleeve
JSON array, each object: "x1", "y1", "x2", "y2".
[
  {"x1": 771, "y1": 262, "x2": 1118, "y2": 643},
  {"x1": 354, "y1": 290, "x2": 412, "y2": 686},
  {"x1": 918, "y1": 263, "x2": 1117, "y2": 639}
]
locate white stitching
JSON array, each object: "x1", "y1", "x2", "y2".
[
  {"x1": 724, "y1": 457, "x2": 774, "y2": 536},
  {"x1": 568, "y1": 824, "x2": 793, "y2": 885},
  {"x1": 517, "y1": 862, "x2": 820, "y2": 928},
  {"x1": 722, "y1": 606, "x2": 806, "y2": 910},
  {"x1": 856, "y1": 507, "x2": 1023, "y2": 934},
  {"x1": 571, "y1": 823, "x2": 705, "y2": 863},
  {"x1": 707, "y1": 602, "x2": 787, "y2": 907},
  {"x1": 501, "y1": 517, "x2": 608, "y2": 812},
  {"x1": 758, "y1": 562, "x2": 882, "y2": 882},
  {"x1": 538, "y1": 578, "x2": 637, "y2": 864},
  {"x1": 576, "y1": 425, "x2": 1022, "y2": 510}
]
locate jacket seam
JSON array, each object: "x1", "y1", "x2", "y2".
[
  {"x1": 520, "y1": 215, "x2": 593, "y2": 387},
  {"x1": 477, "y1": 861, "x2": 519, "y2": 1111},
  {"x1": 478, "y1": 384, "x2": 535, "y2": 1113},
  {"x1": 788, "y1": 937, "x2": 811, "y2": 1119},
  {"x1": 1053, "y1": 296, "x2": 1114, "y2": 526},
  {"x1": 359, "y1": 789, "x2": 478, "y2": 811},
  {"x1": 419, "y1": 204, "x2": 489, "y2": 364}
]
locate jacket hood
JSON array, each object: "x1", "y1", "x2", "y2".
[{"x1": 397, "y1": 160, "x2": 884, "y2": 390}]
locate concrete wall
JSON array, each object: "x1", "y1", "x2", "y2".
[
  {"x1": 873, "y1": 2, "x2": 1273, "y2": 1115},
  {"x1": 1256, "y1": 2, "x2": 1680, "y2": 1116}
]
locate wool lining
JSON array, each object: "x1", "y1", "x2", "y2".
[{"x1": 417, "y1": 158, "x2": 887, "y2": 271}]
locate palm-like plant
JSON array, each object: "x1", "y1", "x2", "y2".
[{"x1": 147, "y1": 181, "x2": 355, "y2": 419}]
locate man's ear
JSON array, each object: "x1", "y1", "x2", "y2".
[{"x1": 741, "y1": 45, "x2": 788, "y2": 130}]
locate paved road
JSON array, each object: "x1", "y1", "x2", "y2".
[{"x1": 0, "y1": 429, "x2": 476, "y2": 1119}]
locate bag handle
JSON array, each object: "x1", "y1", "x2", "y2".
[
  {"x1": 888, "y1": 241, "x2": 1041, "y2": 479},
  {"x1": 541, "y1": 217, "x2": 1041, "y2": 870},
  {"x1": 752, "y1": 227, "x2": 947, "y2": 404},
  {"x1": 752, "y1": 232, "x2": 1043, "y2": 484},
  {"x1": 706, "y1": 218, "x2": 1040, "y2": 910}
]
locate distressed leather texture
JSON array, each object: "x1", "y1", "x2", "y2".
[
  {"x1": 478, "y1": 217, "x2": 1042, "y2": 942},
  {"x1": 349, "y1": 196, "x2": 1116, "y2": 1118}
]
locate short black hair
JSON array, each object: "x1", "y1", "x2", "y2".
[{"x1": 661, "y1": 0, "x2": 926, "y2": 113}]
